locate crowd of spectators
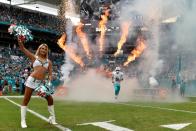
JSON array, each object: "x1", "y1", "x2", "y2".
[
  {"x1": 0, "y1": 4, "x2": 60, "y2": 33},
  {"x1": 80, "y1": 0, "x2": 121, "y2": 21},
  {"x1": 0, "y1": 45, "x2": 63, "y2": 95}
]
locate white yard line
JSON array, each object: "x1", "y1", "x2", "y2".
[
  {"x1": 0, "y1": 96, "x2": 39, "y2": 98},
  {"x1": 189, "y1": 101, "x2": 196, "y2": 103},
  {"x1": 3, "y1": 97, "x2": 71, "y2": 131},
  {"x1": 77, "y1": 120, "x2": 116, "y2": 126},
  {"x1": 116, "y1": 102, "x2": 196, "y2": 114},
  {"x1": 2, "y1": 96, "x2": 195, "y2": 115},
  {"x1": 77, "y1": 120, "x2": 134, "y2": 131},
  {"x1": 160, "y1": 123, "x2": 192, "y2": 130}
]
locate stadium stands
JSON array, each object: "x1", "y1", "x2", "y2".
[{"x1": 0, "y1": 4, "x2": 60, "y2": 33}]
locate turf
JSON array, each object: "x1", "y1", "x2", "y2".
[{"x1": 0, "y1": 97, "x2": 196, "y2": 131}]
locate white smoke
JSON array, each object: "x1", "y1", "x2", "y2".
[
  {"x1": 55, "y1": 69, "x2": 187, "y2": 102},
  {"x1": 115, "y1": 0, "x2": 163, "y2": 84},
  {"x1": 60, "y1": 57, "x2": 74, "y2": 83},
  {"x1": 117, "y1": 0, "x2": 196, "y2": 79},
  {"x1": 56, "y1": 0, "x2": 196, "y2": 101},
  {"x1": 60, "y1": 0, "x2": 79, "y2": 84},
  {"x1": 174, "y1": 1, "x2": 196, "y2": 52},
  {"x1": 114, "y1": 0, "x2": 196, "y2": 98},
  {"x1": 56, "y1": 69, "x2": 141, "y2": 102}
]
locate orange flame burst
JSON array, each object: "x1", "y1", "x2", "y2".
[
  {"x1": 76, "y1": 22, "x2": 92, "y2": 59},
  {"x1": 99, "y1": 10, "x2": 109, "y2": 52},
  {"x1": 124, "y1": 37, "x2": 146, "y2": 66},
  {"x1": 57, "y1": 33, "x2": 85, "y2": 67},
  {"x1": 114, "y1": 22, "x2": 130, "y2": 56}
]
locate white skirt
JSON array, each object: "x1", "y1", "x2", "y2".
[{"x1": 25, "y1": 76, "x2": 43, "y2": 89}]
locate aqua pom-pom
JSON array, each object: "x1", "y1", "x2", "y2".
[{"x1": 8, "y1": 24, "x2": 33, "y2": 43}]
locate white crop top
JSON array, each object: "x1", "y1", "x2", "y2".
[{"x1": 33, "y1": 56, "x2": 49, "y2": 69}]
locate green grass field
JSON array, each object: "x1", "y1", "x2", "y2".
[{"x1": 0, "y1": 97, "x2": 196, "y2": 131}]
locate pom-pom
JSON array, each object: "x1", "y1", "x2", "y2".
[
  {"x1": 8, "y1": 24, "x2": 33, "y2": 42},
  {"x1": 35, "y1": 82, "x2": 55, "y2": 97}
]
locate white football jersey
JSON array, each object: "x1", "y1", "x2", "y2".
[{"x1": 112, "y1": 71, "x2": 124, "y2": 84}]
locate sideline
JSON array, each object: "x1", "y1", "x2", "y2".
[
  {"x1": 2, "y1": 96, "x2": 195, "y2": 115},
  {"x1": 0, "y1": 95, "x2": 39, "y2": 98},
  {"x1": 115, "y1": 102, "x2": 196, "y2": 114}
]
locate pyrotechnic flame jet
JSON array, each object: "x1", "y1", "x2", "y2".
[
  {"x1": 76, "y1": 22, "x2": 92, "y2": 59},
  {"x1": 114, "y1": 22, "x2": 131, "y2": 57},
  {"x1": 57, "y1": 33, "x2": 85, "y2": 67},
  {"x1": 98, "y1": 9, "x2": 110, "y2": 54},
  {"x1": 124, "y1": 36, "x2": 146, "y2": 66}
]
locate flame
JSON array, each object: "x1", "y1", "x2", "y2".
[
  {"x1": 124, "y1": 37, "x2": 146, "y2": 66},
  {"x1": 99, "y1": 10, "x2": 109, "y2": 52},
  {"x1": 114, "y1": 22, "x2": 130, "y2": 56},
  {"x1": 57, "y1": 33, "x2": 85, "y2": 67},
  {"x1": 57, "y1": 33, "x2": 67, "y2": 48},
  {"x1": 76, "y1": 22, "x2": 92, "y2": 59}
]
